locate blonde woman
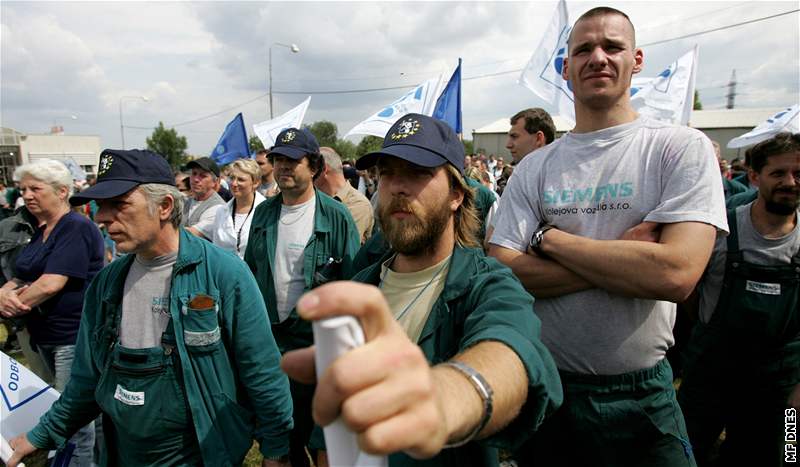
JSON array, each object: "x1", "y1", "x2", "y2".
[{"x1": 206, "y1": 159, "x2": 266, "y2": 259}]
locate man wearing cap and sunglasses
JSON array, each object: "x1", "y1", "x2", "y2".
[
  {"x1": 6, "y1": 149, "x2": 294, "y2": 467},
  {"x1": 281, "y1": 114, "x2": 562, "y2": 467},
  {"x1": 244, "y1": 128, "x2": 361, "y2": 467},
  {"x1": 182, "y1": 156, "x2": 226, "y2": 239}
]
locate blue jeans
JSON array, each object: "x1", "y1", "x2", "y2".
[{"x1": 37, "y1": 344, "x2": 96, "y2": 467}]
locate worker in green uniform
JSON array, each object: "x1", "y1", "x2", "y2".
[
  {"x1": 244, "y1": 128, "x2": 360, "y2": 467},
  {"x1": 679, "y1": 132, "x2": 800, "y2": 466},
  {"x1": 282, "y1": 113, "x2": 563, "y2": 467},
  {"x1": 6, "y1": 149, "x2": 293, "y2": 467}
]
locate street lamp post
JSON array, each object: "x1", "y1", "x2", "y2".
[
  {"x1": 119, "y1": 95, "x2": 150, "y2": 149},
  {"x1": 269, "y1": 42, "x2": 300, "y2": 119}
]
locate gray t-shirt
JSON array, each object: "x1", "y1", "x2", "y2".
[
  {"x1": 491, "y1": 117, "x2": 728, "y2": 375},
  {"x1": 698, "y1": 202, "x2": 800, "y2": 323},
  {"x1": 183, "y1": 192, "x2": 225, "y2": 235},
  {"x1": 273, "y1": 196, "x2": 316, "y2": 322},
  {"x1": 120, "y1": 251, "x2": 177, "y2": 349}
]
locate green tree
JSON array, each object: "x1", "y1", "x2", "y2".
[
  {"x1": 333, "y1": 139, "x2": 357, "y2": 162},
  {"x1": 249, "y1": 135, "x2": 264, "y2": 153},
  {"x1": 462, "y1": 139, "x2": 474, "y2": 155},
  {"x1": 307, "y1": 120, "x2": 339, "y2": 148},
  {"x1": 355, "y1": 135, "x2": 383, "y2": 159},
  {"x1": 693, "y1": 90, "x2": 703, "y2": 111},
  {"x1": 146, "y1": 122, "x2": 190, "y2": 169}
]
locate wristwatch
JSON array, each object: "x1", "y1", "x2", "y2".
[{"x1": 529, "y1": 224, "x2": 554, "y2": 255}]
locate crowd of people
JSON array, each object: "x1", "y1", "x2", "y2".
[{"x1": 0, "y1": 6, "x2": 798, "y2": 467}]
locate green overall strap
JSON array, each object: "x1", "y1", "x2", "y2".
[{"x1": 725, "y1": 207, "x2": 742, "y2": 265}]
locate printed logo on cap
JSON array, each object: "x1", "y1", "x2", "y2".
[
  {"x1": 390, "y1": 118, "x2": 421, "y2": 140},
  {"x1": 98, "y1": 154, "x2": 114, "y2": 176},
  {"x1": 281, "y1": 130, "x2": 297, "y2": 143}
]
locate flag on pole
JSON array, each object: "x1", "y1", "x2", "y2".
[
  {"x1": 62, "y1": 158, "x2": 87, "y2": 182},
  {"x1": 253, "y1": 96, "x2": 311, "y2": 149},
  {"x1": 727, "y1": 104, "x2": 800, "y2": 148},
  {"x1": 211, "y1": 113, "x2": 249, "y2": 166},
  {"x1": 630, "y1": 45, "x2": 699, "y2": 125},
  {"x1": 344, "y1": 73, "x2": 447, "y2": 139},
  {"x1": 432, "y1": 58, "x2": 462, "y2": 133},
  {"x1": 518, "y1": 0, "x2": 574, "y2": 123}
]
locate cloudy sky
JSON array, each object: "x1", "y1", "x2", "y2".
[{"x1": 1, "y1": 1, "x2": 798, "y2": 155}]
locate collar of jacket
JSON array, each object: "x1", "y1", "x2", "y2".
[
  {"x1": 358, "y1": 244, "x2": 476, "y2": 302},
  {"x1": 101, "y1": 228, "x2": 204, "y2": 305},
  {"x1": 261, "y1": 188, "x2": 334, "y2": 234}
]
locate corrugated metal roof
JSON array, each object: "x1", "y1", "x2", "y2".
[{"x1": 471, "y1": 108, "x2": 787, "y2": 134}]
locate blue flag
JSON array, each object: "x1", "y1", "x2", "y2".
[
  {"x1": 432, "y1": 58, "x2": 462, "y2": 134},
  {"x1": 211, "y1": 113, "x2": 249, "y2": 165}
]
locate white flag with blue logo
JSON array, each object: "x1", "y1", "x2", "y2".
[
  {"x1": 1, "y1": 351, "x2": 60, "y2": 461},
  {"x1": 630, "y1": 45, "x2": 698, "y2": 125},
  {"x1": 253, "y1": 96, "x2": 311, "y2": 149},
  {"x1": 518, "y1": 0, "x2": 575, "y2": 124},
  {"x1": 344, "y1": 74, "x2": 447, "y2": 139},
  {"x1": 727, "y1": 104, "x2": 800, "y2": 148}
]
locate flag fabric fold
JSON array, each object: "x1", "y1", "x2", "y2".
[
  {"x1": 432, "y1": 58, "x2": 462, "y2": 133},
  {"x1": 211, "y1": 113, "x2": 249, "y2": 166},
  {"x1": 518, "y1": 0, "x2": 574, "y2": 124},
  {"x1": 344, "y1": 73, "x2": 447, "y2": 139},
  {"x1": 727, "y1": 104, "x2": 800, "y2": 148},
  {"x1": 253, "y1": 96, "x2": 311, "y2": 149},
  {"x1": 631, "y1": 45, "x2": 699, "y2": 125}
]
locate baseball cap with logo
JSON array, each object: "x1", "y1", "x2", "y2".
[
  {"x1": 355, "y1": 113, "x2": 464, "y2": 174},
  {"x1": 269, "y1": 128, "x2": 320, "y2": 160},
  {"x1": 69, "y1": 149, "x2": 175, "y2": 206}
]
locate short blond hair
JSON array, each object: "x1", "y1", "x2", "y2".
[{"x1": 227, "y1": 158, "x2": 261, "y2": 184}]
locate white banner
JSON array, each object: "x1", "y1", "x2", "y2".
[
  {"x1": 253, "y1": 96, "x2": 311, "y2": 149},
  {"x1": 344, "y1": 74, "x2": 447, "y2": 139},
  {"x1": 631, "y1": 45, "x2": 699, "y2": 125},
  {"x1": 518, "y1": 0, "x2": 575, "y2": 124},
  {"x1": 727, "y1": 104, "x2": 800, "y2": 148},
  {"x1": 1, "y1": 351, "x2": 60, "y2": 460}
]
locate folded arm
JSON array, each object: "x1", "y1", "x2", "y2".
[{"x1": 540, "y1": 221, "x2": 716, "y2": 302}]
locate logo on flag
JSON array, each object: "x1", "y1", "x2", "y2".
[
  {"x1": 727, "y1": 104, "x2": 800, "y2": 148},
  {"x1": 210, "y1": 113, "x2": 249, "y2": 166}
]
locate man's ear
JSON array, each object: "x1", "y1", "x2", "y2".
[
  {"x1": 450, "y1": 184, "x2": 465, "y2": 212},
  {"x1": 561, "y1": 57, "x2": 570, "y2": 80},
  {"x1": 160, "y1": 194, "x2": 175, "y2": 221},
  {"x1": 632, "y1": 48, "x2": 644, "y2": 74},
  {"x1": 748, "y1": 168, "x2": 760, "y2": 188}
]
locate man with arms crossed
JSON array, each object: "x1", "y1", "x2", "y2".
[
  {"x1": 283, "y1": 114, "x2": 562, "y2": 467},
  {"x1": 489, "y1": 7, "x2": 726, "y2": 466}
]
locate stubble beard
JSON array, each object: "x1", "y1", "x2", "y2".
[{"x1": 765, "y1": 188, "x2": 800, "y2": 216}]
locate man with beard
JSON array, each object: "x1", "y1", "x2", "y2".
[
  {"x1": 679, "y1": 132, "x2": 800, "y2": 467},
  {"x1": 282, "y1": 114, "x2": 562, "y2": 467},
  {"x1": 489, "y1": 7, "x2": 727, "y2": 466},
  {"x1": 245, "y1": 128, "x2": 360, "y2": 467}
]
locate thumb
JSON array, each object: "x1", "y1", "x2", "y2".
[{"x1": 295, "y1": 281, "x2": 398, "y2": 341}]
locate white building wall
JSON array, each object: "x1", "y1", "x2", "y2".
[{"x1": 19, "y1": 134, "x2": 101, "y2": 176}]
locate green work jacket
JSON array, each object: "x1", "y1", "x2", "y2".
[
  {"x1": 28, "y1": 229, "x2": 294, "y2": 466},
  {"x1": 352, "y1": 246, "x2": 563, "y2": 467},
  {"x1": 244, "y1": 189, "x2": 361, "y2": 353}
]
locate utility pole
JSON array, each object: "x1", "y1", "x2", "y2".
[{"x1": 726, "y1": 69, "x2": 737, "y2": 110}]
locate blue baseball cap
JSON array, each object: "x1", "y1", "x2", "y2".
[
  {"x1": 270, "y1": 127, "x2": 320, "y2": 160},
  {"x1": 356, "y1": 114, "x2": 464, "y2": 174},
  {"x1": 69, "y1": 149, "x2": 175, "y2": 206}
]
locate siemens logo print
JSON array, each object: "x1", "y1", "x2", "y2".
[{"x1": 544, "y1": 182, "x2": 634, "y2": 205}]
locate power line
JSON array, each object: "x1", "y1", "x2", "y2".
[
  {"x1": 130, "y1": 8, "x2": 799, "y2": 128},
  {"x1": 639, "y1": 8, "x2": 799, "y2": 47}
]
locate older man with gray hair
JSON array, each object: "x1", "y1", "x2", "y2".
[
  {"x1": 6, "y1": 149, "x2": 293, "y2": 467},
  {"x1": 314, "y1": 146, "x2": 374, "y2": 243}
]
